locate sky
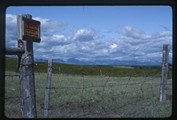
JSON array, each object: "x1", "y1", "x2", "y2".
[{"x1": 5, "y1": 6, "x2": 172, "y2": 65}]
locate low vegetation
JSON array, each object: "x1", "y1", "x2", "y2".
[
  {"x1": 5, "y1": 57, "x2": 172, "y2": 77},
  {"x1": 5, "y1": 57, "x2": 172, "y2": 118},
  {"x1": 5, "y1": 71, "x2": 172, "y2": 118}
]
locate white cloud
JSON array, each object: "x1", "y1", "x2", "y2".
[
  {"x1": 6, "y1": 14, "x2": 17, "y2": 27},
  {"x1": 50, "y1": 35, "x2": 67, "y2": 43},
  {"x1": 109, "y1": 43, "x2": 118, "y2": 49},
  {"x1": 52, "y1": 35, "x2": 65, "y2": 40},
  {"x1": 33, "y1": 17, "x2": 65, "y2": 35},
  {"x1": 116, "y1": 26, "x2": 172, "y2": 62},
  {"x1": 73, "y1": 29, "x2": 94, "y2": 41},
  {"x1": 32, "y1": 24, "x2": 173, "y2": 64},
  {"x1": 6, "y1": 14, "x2": 18, "y2": 48},
  {"x1": 5, "y1": 14, "x2": 172, "y2": 64}
]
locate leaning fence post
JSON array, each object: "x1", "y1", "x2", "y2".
[
  {"x1": 44, "y1": 59, "x2": 53, "y2": 118},
  {"x1": 160, "y1": 44, "x2": 169, "y2": 102}
]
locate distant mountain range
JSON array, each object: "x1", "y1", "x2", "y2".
[{"x1": 34, "y1": 57, "x2": 162, "y2": 66}]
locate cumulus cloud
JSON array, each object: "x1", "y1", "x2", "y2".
[
  {"x1": 33, "y1": 17, "x2": 65, "y2": 36},
  {"x1": 115, "y1": 26, "x2": 172, "y2": 62},
  {"x1": 5, "y1": 14, "x2": 172, "y2": 64},
  {"x1": 73, "y1": 29, "x2": 94, "y2": 41},
  {"x1": 110, "y1": 43, "x2": 118, "y2": 49},
  {"x1": 6, "y1": 14, "x2": 18, "y2": 48},
  {"x1": 122, "y1": 26, "x2": 153, "y2": 46},
  {"x1": 108, "y1": 43, "x2": 118, "y2": 53},
  {"x1": 6, "y1": 14, "x2": 17, "y2": 28}
]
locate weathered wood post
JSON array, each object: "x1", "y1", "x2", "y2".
[
  {"x1": 44, "y1": 59, "x2": 53, "y2": 118},
  {"x1": 100, "y1": 69, "x2": 102, "y2": 76},
  {"x1": 18, "y1": 14, "x2": 41, "y2": 118},
  {"x1": 160, "y1": 44, "x2": 169, "y2": 102}
]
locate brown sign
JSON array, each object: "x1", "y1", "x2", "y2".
[{"x1": 23, "y1": 18, "x2": 41, "y2": 42}]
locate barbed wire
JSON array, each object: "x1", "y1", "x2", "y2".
[
  {"x1": 5, "y1": 61, "x2": 172, "y2": 118},
  {"x1": 38, "y1": 66, "x2": 172, "y2": 118},
  {"x1": 5, "y1": 73, "x2": 21, "y2": 118}
]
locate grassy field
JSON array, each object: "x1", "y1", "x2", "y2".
[
  {"x1": 5, "y1": 57, "x2": 172, "y2": 77},
  {"x1": 4, "y1": 57, "x2": 172, "y2": 118},
  {"x1": 5, "y1": 71, "x2": 172, "y2": 118}
]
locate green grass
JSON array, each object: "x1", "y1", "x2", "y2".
[
  {"x1": 5, "y1": 71, "x2": 172, "y2": 118},
  {"x1": 113, "y1": 66, "x2": 135, "y2": 69},
  {"x1": 5, "y1": 57, "x2": 172, "y2": 118},
  {"x1": 5, "y1": 57, "x2": 172, "y2": 77},
  {"x1": 35, "y1": 63, "x2": 164, "y2": 77}
]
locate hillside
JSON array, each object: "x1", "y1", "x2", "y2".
[{"x1": 5, "y1": 57, "x2": 168, "y2": 77}]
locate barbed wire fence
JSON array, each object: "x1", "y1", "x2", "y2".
[
  {"x1": 5, "y1": 60, "x2": 172, "y2": 118},
  {"x1": 5, "y1": 71, "x2": 21, "y2": 118},
  {"x1": 33, "y1": 60, "x2": 172, "y2": 118}
]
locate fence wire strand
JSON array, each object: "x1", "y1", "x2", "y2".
[{"x1": 5, "y1": 63, "x2": 172, "y2": 118}]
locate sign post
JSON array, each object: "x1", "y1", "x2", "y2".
[
  {"x1": 17, "y1": 14, "x2": 40, "y2": 118},
  {"x1": 22, "y1": 17, "x2": 41, "y2": 42}
]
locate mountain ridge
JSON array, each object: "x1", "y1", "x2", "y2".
[
  {"x1": 5, "y1": 56, "x2": 163, "y2": 66},
  {"x1": 35, "y1": 57, "x2": 162, "y2": 66}
]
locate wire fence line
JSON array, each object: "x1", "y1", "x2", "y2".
[
  {"x1": 39, "y1": 64, "x2": 172, "y2": 118},
  {"x1": 5, "y1": 63, "x2": 172, "y2": 118},
  {"x1": 5, "y1": 72, "x2": 21, "y2": 118}
]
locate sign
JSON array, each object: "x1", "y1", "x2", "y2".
[{"x1": 23, "y1": 18, "x2": 41, "y2": 42}]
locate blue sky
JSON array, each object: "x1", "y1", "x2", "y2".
[{"x1": 6, "y1": 6, "x2": 172, "y2": 65}]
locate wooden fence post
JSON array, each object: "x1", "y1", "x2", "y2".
[
  {"x1": 100, "y1": 69, "x2": 102, "y2": 76},
  {"x1": 59, "y1": 66, "x2": 61, "y2": 76},
  {"x1": 160, "y1": 44, "x2": 169, "y2": 102},
  {"x1": 44, "y1": 59, "x2": 53, "y2": 118},
  {"x1": 18, "y1": 14, "x2": 37, "y2": 118}
]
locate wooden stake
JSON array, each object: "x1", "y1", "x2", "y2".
[
  {"x1": 44, "y1": 59, "x2": 52, "y2": 118},
  {"x1": 160, "y1": 44, "x2": 169, "y2": 102}
]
